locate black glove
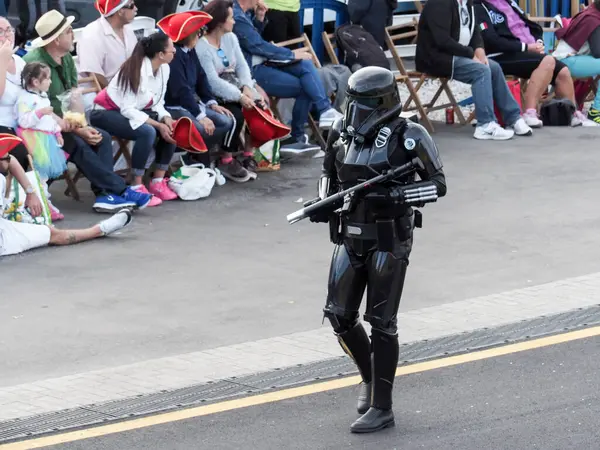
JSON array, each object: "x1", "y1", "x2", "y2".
[{"x1": 310, "y1": 210, "x2": 333, "y2": 224}]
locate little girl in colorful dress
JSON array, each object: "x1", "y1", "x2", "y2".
[{"x1": 16, "y1": 62, "x2": 67, "y2": 221}]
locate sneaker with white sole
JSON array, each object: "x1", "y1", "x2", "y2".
[
  {"x1": 98, "y1": 209, "x2": 133, "y2": 236},
  {"x1": 510, "y1": 117, "x2": 533, "y2": 136},
  {"x1": 473, "y1": 122, "x2": 515, "y2": 140},
  {"x1": 523, "y1": 111, "x2": 543, "y2": 128},
  {"x1": 318, "y1": 108, "x2": 343, "y2": 128},
  {"x1": 571, "y1": 110, "x2": 586, "y2": 127}
]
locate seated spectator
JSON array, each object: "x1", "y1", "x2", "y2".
[
  {"x1": 474, "y1": 0, "x2": 583, "y2": 127},
  {"x1": 0, "y1": 135, "x2": 133, "y2": 257},
  {"x1": 23, "y1": 10, "x2": 152, "y2": 212},
  {"x1": 553, "y1": 1, "x2": 600, "y2": 124},
  {"x1": 77, "y1": 0, "x2": 139, "y2": 90},
  {"x1": 261, "y1": 0, "x2": 301, "y2": 44},
  {"x1": 90, "y1": 33, "x2": 179, "y2": 206},
  {"x1": 230, "y1": 0, "x2": 343, "y2": 148},
  {"x1": 0, "y1": 17, "x2": 31, "y2": 171},
  {"x1": 416, "y1": 0, "x2": 532, "y2": 140},
  {"x1": 348, "y1": 0, "x2": 397, "y2": 50},
  {"x1": 160, "y1": 10, "x2": 255, "y2": 183}
]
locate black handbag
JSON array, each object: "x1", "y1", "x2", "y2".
[{"x1": 539, "y1": 98, "x2": 576, "y2": 126}]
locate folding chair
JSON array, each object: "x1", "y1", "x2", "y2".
[
  {"x1": 322, "y1": 32, "x2": 340, "y2": 65},
  {"x1": 384, "y1": 20, "x2": 466, "y2": 132},
  {"x1": 272, "y1": 33, "x2": 328, "y2": 150}
]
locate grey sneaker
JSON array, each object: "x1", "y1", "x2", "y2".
[{"x1": 218, "y1": 158, "x2": 254, "y2": 183}]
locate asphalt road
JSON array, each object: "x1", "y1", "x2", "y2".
[
  {"x1": 3, "y1": 125, "x2": 600, "y2": 386},
  {"x1": 41, "y1": 333, "x2": 600, "y2": 450}
]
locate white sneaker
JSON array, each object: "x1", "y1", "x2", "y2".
[
  {"x1": 571, "y1": 110, "x2": 586, "y2": 127},
  {"x1": 510, "y1": 117, "x2": 533, "y2": 136},
  {"x1": 523, "y1": 111, "x2": 543, "y2": 128},
  {"x1": 99, "y1": 209, "x2": 133, "y2": 236},
  {"x1": 318, "y1": 108, "x2": 343, "y2": 128},
  {"x1": 473, "y1": 122, "x2": 515, "y2": 140}
]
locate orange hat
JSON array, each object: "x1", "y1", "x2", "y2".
[
  {"x1": 95, "y1": 0, "x2": 131, "y2": 17},
  {"x1": 0, "y1": 134, "x2": 23, "y2": 159},
  {"x1": 243, "y1": 105, "x2": 291, "y2": 148},
  {"x1": 172, "y1": 117, "x2": 208, "y2": 153},
  {"x1": 157, "y1": 11, "x2": 213, "y2": 42}
]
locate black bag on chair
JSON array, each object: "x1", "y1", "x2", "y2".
[
  {"x1": 539, "y1": 98, "x2": 576, "y2": 126},
  {"x1": 334, "y1": 24, "x2": 390, "y2": 71}
]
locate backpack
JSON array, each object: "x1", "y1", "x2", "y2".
[
  {"x1": 539, "y1": 98, "x2": 576, "y2": 126},
  {"x1": 334, "y1": 24, "x2": 389, "y2": 71}
]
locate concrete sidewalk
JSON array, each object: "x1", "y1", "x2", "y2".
[{"x1": 2, "y1": 124, "x2": 600, "y2": 423}]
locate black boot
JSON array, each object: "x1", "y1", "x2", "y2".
[
  {"x1": 350, "y1": 329, "x2": 399, "y2": 434},
  {"x1": 335, "y1": 321, "x2": 372, "y2": 414}
]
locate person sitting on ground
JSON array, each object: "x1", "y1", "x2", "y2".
[
  {"x1": 230, "y1": 0, "x2": 343, "y2": 149},
  {"x1": 474, "y1": 0, "x2": 584, "y2": 127},
  {"x1": 552, "y1": 1, "x2": 600, "y2": 124},
  {"x1": 0, "y1": 18, "x2": 31, "y2": 172},
  {"x1": 416, "y1": 0, "x2": 533, "y2": 140},
  {"x1": 23, "y1": 10, "x2": 152, "y2": 212},
  {"x1": 90, "y1": 33, "x2": 180, "y2": 206},
  {"x1": 77, "y1": 0, "x2": 139, "y2": 109},
  {"x1": 160, "y1": 11, "x2": 255, "y2": 183},
  {"x1": 0, "y1": 135, "x2": 133, "y2": 258}
]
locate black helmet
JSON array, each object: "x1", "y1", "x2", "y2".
[{"x1": 343, "y1": 66, "x2": 402, "y2": 141}]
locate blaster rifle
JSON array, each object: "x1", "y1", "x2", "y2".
[{"x1": 286, "y1": 157, "x2": 422, "y2": 224}]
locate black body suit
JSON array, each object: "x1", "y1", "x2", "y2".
[{"x1": 311, "y1": 66, "x2": 447, "y2": 433}]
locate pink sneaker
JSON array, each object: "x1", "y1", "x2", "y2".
[
  {"x1": 149, "y1": 178, "x2": 178, "y2": 201},
  {"x1": 50, "y1": 204, "x2": 64, "y2": 221},
  {"x1": 133, "y1": 184, "x2": 162, "y2": 206}
]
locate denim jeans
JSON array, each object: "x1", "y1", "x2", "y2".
[
  {"x1": 560, "y1": 55, "x2": 600, "y2": 110},
  {"x1": 90, "y1": 110, "x2": 177, "y2": 177},
  {"x1": 452, "y1": 56, "x2": 521, "y2": 126},
  {"x1": 253, "y1": 59, "x2": 331, "y2": 140},
  {"x1": 61, "y1": 128, "x2": 127, "y2": 197}
]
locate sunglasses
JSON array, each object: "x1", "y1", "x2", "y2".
[
  {"x1": 217, "y1": 48, "x2": 230, "y2": 68},
  {"x1": 122, "y1": 1, "x2": 136, "y2": 9}
]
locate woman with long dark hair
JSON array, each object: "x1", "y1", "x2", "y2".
[{"x1": 90, "y1": 32, "x2": 179, "y2": 206}]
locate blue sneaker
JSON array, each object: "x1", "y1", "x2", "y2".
[
  {"x1": 122, "y1": 186, "x2": 152, "y2": 210},
  {"x1": 93, "y1": 194, "x2": 136, "y2": 214}
]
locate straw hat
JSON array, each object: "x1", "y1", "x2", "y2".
[{"x1": 30, "y1": 10, "x2": 75, "y2": 48}]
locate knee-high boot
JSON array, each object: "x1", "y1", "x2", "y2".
[
  {"x1": 350, "y1": 328, "x2": 398, "y2": 433},
  {"x1": 336, "y1": 321, "x2": 372, "y2": 414}
]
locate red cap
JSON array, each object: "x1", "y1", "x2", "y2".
[
  {"x1": 243, "y1": 105, "x2": 291, "y2": 148},
  {"x1": 172, "y1": 117, "x2": 208, "y2": 153},
  {"x1": 95, "y1": 0, "x2": 131, "y2": 17},
  {"x1": 157, "y1": 11, "x2": 213, "y2": 42},
  {"x1": 0, "y1": 134, "x2": 24, "y2": 159}
]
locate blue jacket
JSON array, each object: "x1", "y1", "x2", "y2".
[
  {"x1": 232, "y1": 0, "x2": 294, "y2": 71},
  {"x1": 165, "y1": 45, "x2": 216, "y2": 117}
]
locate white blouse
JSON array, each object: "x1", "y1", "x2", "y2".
[
  {"x1": 0, "y1": 55, "x2": 26, "y2": 129},
  {"x1": 105, "y1": 57, "x2": 171, "y2": 130}
]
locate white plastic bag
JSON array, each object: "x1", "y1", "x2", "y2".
[{"x1": 168, "y1": 157, "x2": 217, "y2": 201}]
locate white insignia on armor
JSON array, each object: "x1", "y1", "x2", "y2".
[
  {"x1": 375, "y1": 127, "x2": 391, "y2": 148},
  {"x1": 347, "y1": 226, "x2": 362, "y2": 235},
  {"x1": 404, "y1": 138, "x2": 416, "y2": 150}
]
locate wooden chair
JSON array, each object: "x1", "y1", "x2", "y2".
[
  {"x1": 322, "y1": 32, "x2": 340, "y2": 65},
  {"x1": 271, "y1": 33, "x2": 328, "y2": 150},
  {"x1": 384, "y1": 20, "x2": 466, "y2": 132}
]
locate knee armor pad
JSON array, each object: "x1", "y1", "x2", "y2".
[
  {"x1": 323, "y1": 308, "x2": 360, "y2": 334},
  {"x1": 365, "y1": 315, "x2": 398, "y2": 336}
]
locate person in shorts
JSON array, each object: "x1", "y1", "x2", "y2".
[
  {"x1": 474, "y1": 0, "x2": 584, "y2": 127},
  {"x1": 0, "y1": 134, "x2": 134, "y2": 257}
]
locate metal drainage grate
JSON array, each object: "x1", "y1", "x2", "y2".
[{"x1": 1, "y1": 304, "x2": 600, "y2": 444}]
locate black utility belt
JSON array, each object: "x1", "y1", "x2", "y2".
[{"x1": 342, "y1": 212, "x2": 421, "y2": 241}]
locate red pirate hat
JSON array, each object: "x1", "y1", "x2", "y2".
[
  {"x1": 243, "y1": 104, "x2": 291, "y2": 148},
  {"x1": 0, "y1": 134, "x2": 23, "y2": 159},
  {"x1": 95, "y1": 0, "x2": 131, "y2": 16},
  {"x1": 172, "y1": 117, "x2": 208, "y2": 153},
  {"x1": 157, "y1": 11, "x2": 213, "y2": 42}
]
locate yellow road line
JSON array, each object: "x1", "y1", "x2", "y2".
[{"x1": 3, "y1": 325, "x2": 600, "y2": 449}]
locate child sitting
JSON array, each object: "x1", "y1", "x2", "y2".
[{"x1": 15, "y1": 62, "x2": 67, "y2": 221}]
